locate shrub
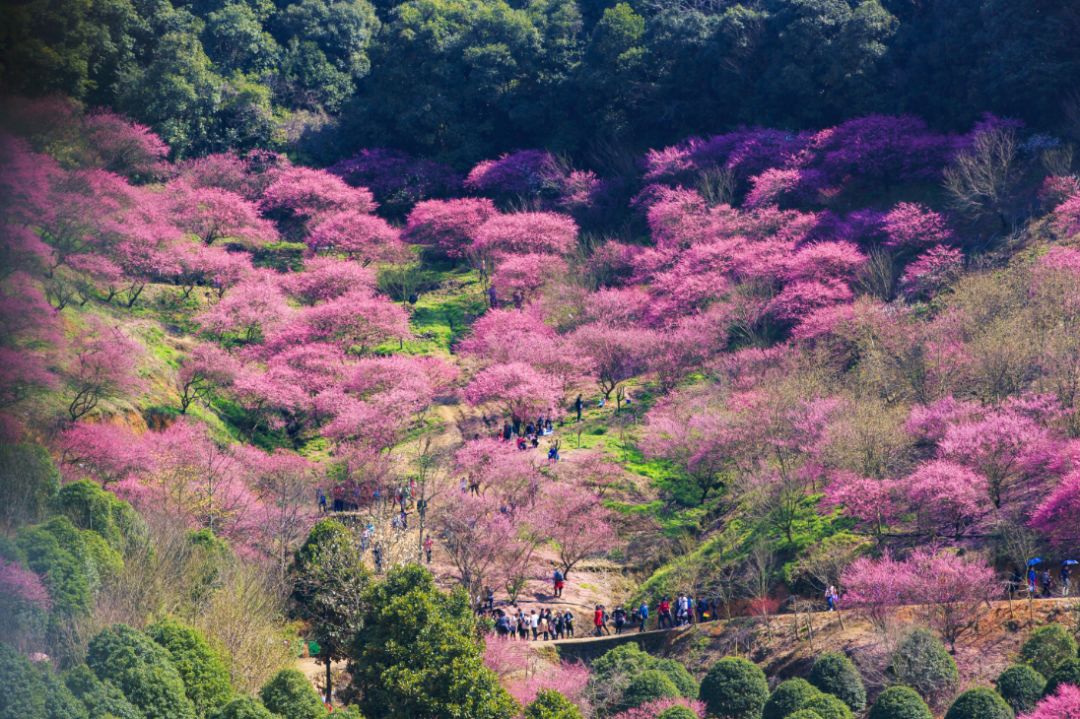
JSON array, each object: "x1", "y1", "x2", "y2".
[
  {"x1": 657, "y1": 707, "x2": 699, "y2": 719},
  {"x1": 786, "y1": 712, "x2": 824, "y2": 719},
  {"x1": 809, "y1": 653, "x2": 866, "y2": 712},
  {"x1": 63, "y1": 664, "x2": 143, "y2": 719},
  {"x1": 209, "y1": 696, "x2": 276, "y2": 719},
  {"x1": 524, "y1": 689, "x2": 583, "y2": 719},
  {"x1": 890, "y1": 628, "x2": 959, "y2": 708},
  {"x1": 147, "y1": 617, "x2": 233, "y2": 717},
  {"x1": 801, "y1": 692, "x2": 855, "y2": 719},
  {"x1": 943, "y1": 688, "x2": 1013, "y2": 719},
  {"x1": 699, "y1": 657, "x2": 769, "y2": 719},
  {"x1": 1019, "y1": 624, "x2": 1077, "y2": 679},
  {"x1": 0, "y1": 641, "x2": 46, "y2": 718},
  {"x1": 868, "y1": 686, "x2": 933, "y2": 719},
  {"x1": 49, "y1": 479, "x2": 147, "y2": 554},
  {"x1": 763, "y1": 678, "x2": 820, "y2": 719},
  {"x1": 40, "y1": 666, "x2": 89, "y2": 719},
  {"x1": 654, "y1": 659, "x2": 699, "y2": 698},
  {"x1": 86, "y1": 624, "x2": 197, "y2": 719},
  {"x1": 259, "y1": 668, "x2": 327, "y2": 719},
  {"x1": 1044, "y1": 658, "x2": 1080, "y2": 697},
  {"x1": 0, "y1": 443, "x2": 61, "y2": 531},
  {"x1": 619, "y1": 670, "x2": 681, "y2": 712},
  {"x1": 995, "y1": 664, "x2": 1046, "y2": 714}
]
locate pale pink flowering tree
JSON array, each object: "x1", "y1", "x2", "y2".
[
  {"x1": 171, "y1": 182, "x2": 278, "y2": 246},
  {"x1": 258, "y1": 166, "x2": 376, "y2": 238},
  {"x1": 483, "y1": 640, "x2": 591, "y2": 711},
  {"x1": 1030, "y1": 471, "x2": 1080, "y2": 549},
  {"x1": 766, "y1": 279, "x2": 853, "y2": 324},
  {"x1": 469, "y1": 212, "x2": 578, "y2": 262},
  {"x1": 403, "y1": 198, "x2": 498, "y2": 258},
  {"x1": 65, "y1": 321, "x2": 144, "y2": 421},
  {"x1": 433, "y1": 492, "x2": 521, "y2": 598},
  {"x1": 1020, "y1": 683, "x2": 1080, "y2": 719},
  {"x1": 229, "y1": 364, "x2": 309, "y2": 439},
  {"x1": 268, "y1": 290, "x2": 409, "y2": 354},
  {"x1": 490, "y1": 253, "x2": 566, "y2": 308},
  {"x1": 906, "y1": 548, "x2": 1000, "y2": 651},
  {"x1": 568, "y1": 323, "x2": 658, "y2": 400},
  {"x1": 197, "y1": 272, "x2": 292, "y2": 343},
  {"x1": 79, "y1": 110, "x2": 170, "y2": 181},
  {"x1": 0, "y1": 558, "x2": 51, "y2": 610},
  {"x1": 840, "y1": 552, "x2": 919, "y2": 630},
  {"x1": 246, "y1": 448, "x2": 320, "y2": 575},
  {"x1": 610, "y1": 698, "x2": 706, "y2": 719},
  {"x1": 0, "y1": 347, "x2": 58, "y2": 410},
  {"x1": 305, "y1": 210, "x2": 405, "y2": 265},
  {"x1": 903, "y1": 460, "x2": 990, "y2": 538},
  {"x1": 464, "y1": 362, "x2": 562, "y2": 423},
  {"x1": 457, "y1": 308, "x2": 555, "y2": 360},
  {"x1": 783, "y1": 241, "x2": 868, "y2": 283},
  {"x1": 881, "y1": 202, "x2": 953, "y2": 250},
  {"x1": 900, "y1": 245, "x2": 964, "y2": 299},
  {"x1": 177, "y1": 343, "x2": 240, "y2": 413},
  {"x1": 279, "y1": 256, "x2": 375, "y2": 304},
  {"x1": 904, "y1": 396, "x2": 984, "y2": 446},
  {"x1": 541, "y1": 483, "x2": 618, "y2": 579},
  {"x1": 268, "y1": 343, "x2": 352, "y2": 397},
  {"x1": 1051, "y1": 192, "x2": 1080, "y2": 237},
  {"x1": 58, "y1": 422, "x2": 151, "y2": 485}
]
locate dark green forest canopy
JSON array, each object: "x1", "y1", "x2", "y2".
[{"x1": 3, "y1": 0, "x2": 1077, "y2": 163}]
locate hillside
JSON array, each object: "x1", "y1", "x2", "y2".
[{"x1": 2, "y1": 8, "x2": 1080, "y2": 717}]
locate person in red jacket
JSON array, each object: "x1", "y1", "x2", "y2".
[
  {"x1": 658, "y1": 597, "x2": 672, "y2": 628},
  {"x1": 593, "y1": 605, "x2": 605, "y2": 636}
]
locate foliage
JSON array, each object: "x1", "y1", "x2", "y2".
[
  {"x1": 1019, "y1": 624, "x2": 1077, "y2": 680},
  {"x1": 0, "y1": 641, "x2": 46, "y2": 719},
  {"x1": 808, "y1": 653, "x2": 866, "y2": 712},
  {"x1": 86, "y1": 624, "x2": 197, "y2": 719},
  {"x1": 146, "y1": 617, "x2": 233, "y2": 717},
  {"x1": 996, "y1": 665, "x2": 1046, "y2": 715},
  {"x1": 0, "y1": 444, "x2": 61, "y2": 532},
  {"x1": 63, "y1": 664, "x2": 143, "y2": 719},
  {"x1": 1020, "y1": 684, "x2": 1080, "y2": 719},
  {"x1": 943, "y1": 688, "x2": 1014, "y2": 719},
  {"x1": 259, "y1": 668, "x2": 327, "y2": 719},
  {"x1": 868, "y1": 686, "x2": 933, "y2": 719},
  {"x1": 524, "y1": 690, "x2": 584, "y2": 719},
  {"x1": 1043, "y1": 658, "x2": 1080, "y2": 698},
  {"x1": 889, "y1": 628, "x2": 959, "y2": 709},
  {"x1": 698, "y1": 657, "x2": 769, "y2": 719},
  {"x1": 208, "y1": 696, "x2": 276, "y2": 719},
  {"x1": 39, "y1": 666, "x2": 90, "y2": 719},
  {"x1": 617, "y1": 670, "x2": 680, "y2": 713},
  {"x1": 49, "y1": 479, "x2": 147, "y2": 554}
]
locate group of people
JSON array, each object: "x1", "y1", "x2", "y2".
[
  {"x1": 490, "y1": 607, "x2": 577, "y2": 641},
  {"x1": 1017, "y1": 562, "x2": 1074, "y2": 598}
]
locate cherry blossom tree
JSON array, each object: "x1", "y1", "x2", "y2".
[
  {"x1": 766, "y1": 280, "x2": 854, "y2": 325},
  {"x1": 542, "y1": 483, "x2": 618, "y2": 579},
  {"x1": 900, "y1": 245, "x2": 964, "y2": 300},
  {"x1": 0, "y1": 347, "x2": 57, "y2": 409},
  {"x1": 881, "y1": 202, "x2": 953, "y2": 250},
  {"x1": 171, "y1": 183, "x2": 278, "y2": 246},
  {"x1": 197, "y1": 272, "x2": 292, "y2": 343},
  {"x1": 403, "y1": 198, "x2": 497, "y2": 258},
  {"x1": 490, "y1": 253, "x2": 566, "y2": 308},
  {"x1": 173, "y1": 241, "x2": 253, "y2": 299},
  {"x1": 305, "y1": 210, "x2": 405, "y2": 264},
  {"x1": 268, "y1": 290, "x2": 409, "y2": 354},
  {"x1": 1030, "y1": 471, "x2": 1080, "y2": 549},
  {"x1": 78, "y1": 110, "x2": 170, "y2": 181},
  {"x1": 470, "y1": 212, "x2": 578, "y2": 259},
  {"x1": 906, "y1": 548, "x2": 1000, "y2": 651},
  {"x1": 259, "y1": 166, "x2": 376, "y2": 239},
  {"x1": 784, "y1": 242, "x2": 868, "y2": 283},
  {"x1": 904, "y1": 460, "x2": 989, "y2": 538},
  {"x1": 464, "y1": 362, "x2": 563, "y2": 423},
  {"x1": 246, "y1": 448, "x2": 319, "y2": 575},
  {"x1": 1051, "y1": 192, "x2": 1080, "y2": 237},
  {"x1": 1020, "y1": 684, "x2": 1080, "y2": 719},
  {"x1": 432, "y1": 492, "x2": 520, "y2": 598},
  {"x1": 841, "y1": 552, "x2": 919, "y2": 631},
  {"x1": 568, "y1": 323, "x2": 657, "y2": 400},
  {"x1": 65, "y1": 321, "x2": 143, "y2": 421},
  {"x1": 177, "y1": 343, "x2": 240, "y2": 413},
  {"x1": 58, "y1": 422, "x2": 151, "y2": 485},
  {"x1": 279, "y1": 256, "x2": 375, "y2": 303}
]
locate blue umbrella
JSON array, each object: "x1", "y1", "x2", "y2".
[
  {"x1": 1063, "y1": 560, "x2": 1079, "y2": 566},
  {"x1": 1027, "y1": 557, "x2": 1044, "y2": 567}
]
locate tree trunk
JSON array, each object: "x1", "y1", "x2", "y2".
[{"x1": 325, "y1": 656, "x2": 332, "y2": 705}]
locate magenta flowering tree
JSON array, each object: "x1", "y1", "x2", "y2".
[
  {"x1": 490, "y1": 253, "x2": 566, "y2": 308},
  {"x1": 900, "y1": 245, "x2": 964, "y2": 300},
  {"x1": 469, "y1": 212, "x2": 578, "y2": 262},
  {"x1": 766, "y1": 279, "x2": 854, "y2": 325},
  {"x1": 171, "y1": 183, "x2": 278, "y2": 246},
  {"x1": 197, "y1": 272, "x2": 293, "y2": 343},
  {"x1": 268, "y1": 290, "x2": 409, "y2": 354},
  {"x1": 178, "y1": 152, "x2": 259, "y2": 197},
  {"x1": 881, "y1": 202, "x2": 953, "y2": 250},
  {"x1": 177, "y1": 343, "x2": 240, "y2": 413},
  {"x1": 258, "y1": 166, "x2": 376, "y2": 239},
  {"x1": 541, "y1": 482, "x2": 618, "y2": 579},
  {"x1": 903, "y1": 460, "x2": 989, "y2": 538},
  {"x1": 906, "y1": 548, "x2": 1000, "y2": 651},
  {"x1": 484, "y1": 641, "x2": 591, "y2": 712},
  {"x1": 305, "y1": 210, "x2": 405, "y2": 264},
  {"x1": 464, "y1": 149, "x2": 562, "y2": 199},
  {"x1": 58, "y1": 422, "x2": 151, "y2": 485},
  {"x1": 403, "y1": 198, "x2": 498, "y2": 259},
  {"x1": 279, "y1": 256, "x2": 375, "y2": 304},
  {"x1": 433, "y1": 491, "x2": 521, "y2": 598},
  {"x1": 568, "y1": 323, "x2": 657, "y2": 400},
  {"x1": 328, "y1": 148, "x2": 461, "y2": 216},
  {"x1": 1030, "y1": 471, "x2": 1080, "y2": 549},
  {"x1": 0, "y1": 557, "x2": 50, "y2": 650},
  {"x1": 1020, "y1": 683, "x2": 1080, "y2": 719},
  {"x1": 464, "y1": 362, "x2": 562, "y2": 422},
  {"x1": 77, "y1": 110, "x2": 170, "y2": 181},
  {"x1": 1052, "y1": 192, "x2": 1080, "y2": 237},
  {"x1": 784, "y1": 242, "x2": 868, "y2": 283},
  {"x1": 172, "y1": 241, "x2": 254, "y2": 299},
  {"x1": 822, "y1": 471, "x2": 899, "y2": 537},
  {"x1": 840, "y1": 552, "x2": 919, "y2": 630},
  {"x1": 65, "y1": 321, "x2": 144, "y2": 421}
]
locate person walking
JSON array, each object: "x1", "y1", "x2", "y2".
[
  {"x1": 1062, "y1": 563, "x2": 1072, "y2": 597},
  {"x1": 485, "y1": 587, "x2": 495, "y2": 611},
  {"x1": 593, "y1": 605, "x2": 604, "y2": 637},
  {"x1": 518, "y1": 612, "x2": 529, "y2": 641},
  {"x1": 613, "y1": 606, "x2": 626, "y2": 635},
  {"x1": 317, "y1": 488, "x2": 327, "y2": 513},
  {"x1": 423, "y1": 536, "x2": 433, "y2": 564},
  {"x1": 373, "y1": 543, "x2": 383, "y2": 574},
  {"x1": 638, "y1": 601, "x2": 649, "y2": 632},
  {"x1": 825, "y1": 585, "x2": 838, "y2": 611},
  {"x1": 658, "y1": 597, "x2": 672, "y2": 628},
  {"x1": 553, "y1": 568, "x2": 565, "y2": 597},
  {"x1": 575, "y1": 395, "x2": 583, "y2": 422},
  {"x1": 1027, "y1": 566, "x2": 1038, "y2": 595},
  {"x1": 564, "y1": 610, "x2": 575, "y2": 638},
  {"x1": 1041, "y1": 569, "x2": 1053, "y2": 597},
  {"x1": 540, "y1": 610, "x2": 550, "y2": 641},
  {"x1": 530, "y1": 610, "x2": 539, "y2": 640},
  {"x1": 553, "y1": 611, "x2": 564, "y2": 639}
]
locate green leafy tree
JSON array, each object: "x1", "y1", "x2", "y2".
[
  {"x1": 802, "y1": 693, "x2": 854, "y2": 719},
  {"x1": 763, "y1": 678, "x2": 821, "y2": 719},
  {"x1": 524, "y1": 690, "x2": 582, "y2": 719},
  {"x1": 1044, "y1": 658, "x2": 1080, "y2": 698},
  {"x1": 809, "y1": 653, "x2": 866, "y2": 712},
  {"x1": 657, "y1": 707, "x2": 699, "y2": 719},
  {"x1": 0, "y1": 444, "x2": 61, "y2": 532},
  {"x1": 890, "y1": 627, "x2": 959, "y2": 709},
  {"x1": 146, "y1": 617, "x2": 233, "y2": 717},
  {"x1": 40, "y1": 666, "x2": 89, "y2": 719},
  {"x1": 995, "y1": 664, "x2": 1045, "y2": 714},
  {"x1": 63, "y1": 665, "x2": 143, "y2": 719},
  {"x1": 699, "y1": 656, "x2": 769, "y2": 719},
  {"x1": 618, "y1": 670, "x2": 680, "y2": 712},
  {"x1": 0, "y1": 641, "x2": 47, "y2": 719},
  {"x1": 259, "y1": 668, "x2": 327, "y2": 719},
  {"x1": 943, "y1": 687, "x2": 1013, "y2": 719},
  {"x1": 49, "y1": 480, "x2": 147, "y2": 555},
  {"x1": 86, "y1": 624, "x2": 197, "y2": 719},
  {"x1": 290, "y1": 519, "x2": 370, "y2": 705},
  {"x1": 654, "y1": 658, "x2": 698, "y2": 698},
  {"x1": 349, "y1": 564, "x2": 517, "y2": 719},
  {"x1": 209, "y1": 696, "x2": 276, "y2": 719},
  {"x1": 868, "y1": 687, "x2": 932, "y2": 719},
  {"x1": 1019, "y1": 624, "x2": 1077, "y2": 680}
]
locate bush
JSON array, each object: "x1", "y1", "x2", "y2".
[
  {"x1": 147, "y1": 618, "x2": 232, "y2": 717},
  {"x1": 943, "y1": 688, "x2": 1013, "y2": 719},
  {"x1": 890, "y1": 628, "x2": 959, "y2": 708},
  {"x1": 591, "y1": 644, "x2": 654, "y2": 685},
  {"x1": 209, "y1": 696, "x2": 276, "y2": 719},
  {"x1": 1019, "y1": 624, "x2": 1077, "y2": 679},
  {"x1": 786, "y1": 712, "x2": 825, "y2": 719},
  {"x1": 40, "y1": 666, "x2": 89, "y2": 719},
  {"x1": 801, "y1": 693, "x2": 854, "y2": 719},
  {"x1": 86, "y1": 624, "x2": 197, "y2": 719},
  {"x1": 995, "y1": 664, "x2": 1046, "y2": 714},
  {"x1": 809, "y1": 653, "x2": 866, "y2": 712},
  {"x1": 64, "y1": 665, "x2": 143, "y2": 719},
  {"x1": 50, "y1": 480, "x2": 147, "y2": 554},
  {"x1": 655, "y1": 659, "x2": 699, "y2": 698},
  {"x1": 619, "y1": 670, "x2": 681, "y2": 712},
  {"x1": 1044, "y1": 657, "x2": 1080, "y2": 697},
  {"x1": 0, "y1": 443, "x2": 61, "y2": 531},
  {"x1": 260, "y1": 668, "x2": 327, "y2": 719},
  {"x1": 763, "y1": 678, "x2": 820, "y2": 719},
  {"x1": 524, "y1": 690, "x2": 583, "y2": 719},
  {"x1": 868, "y1": 686, "x2": 933, "y2": 719},
  {"x1": 0, "y1": 641, "x2": 46, "y2": 718},
  {"x1": 657, "y1": 707, "x2": 699, "y2": 719},
  {"x1": 699, "y1": 657, "x2": 769, "y2": 719}
]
